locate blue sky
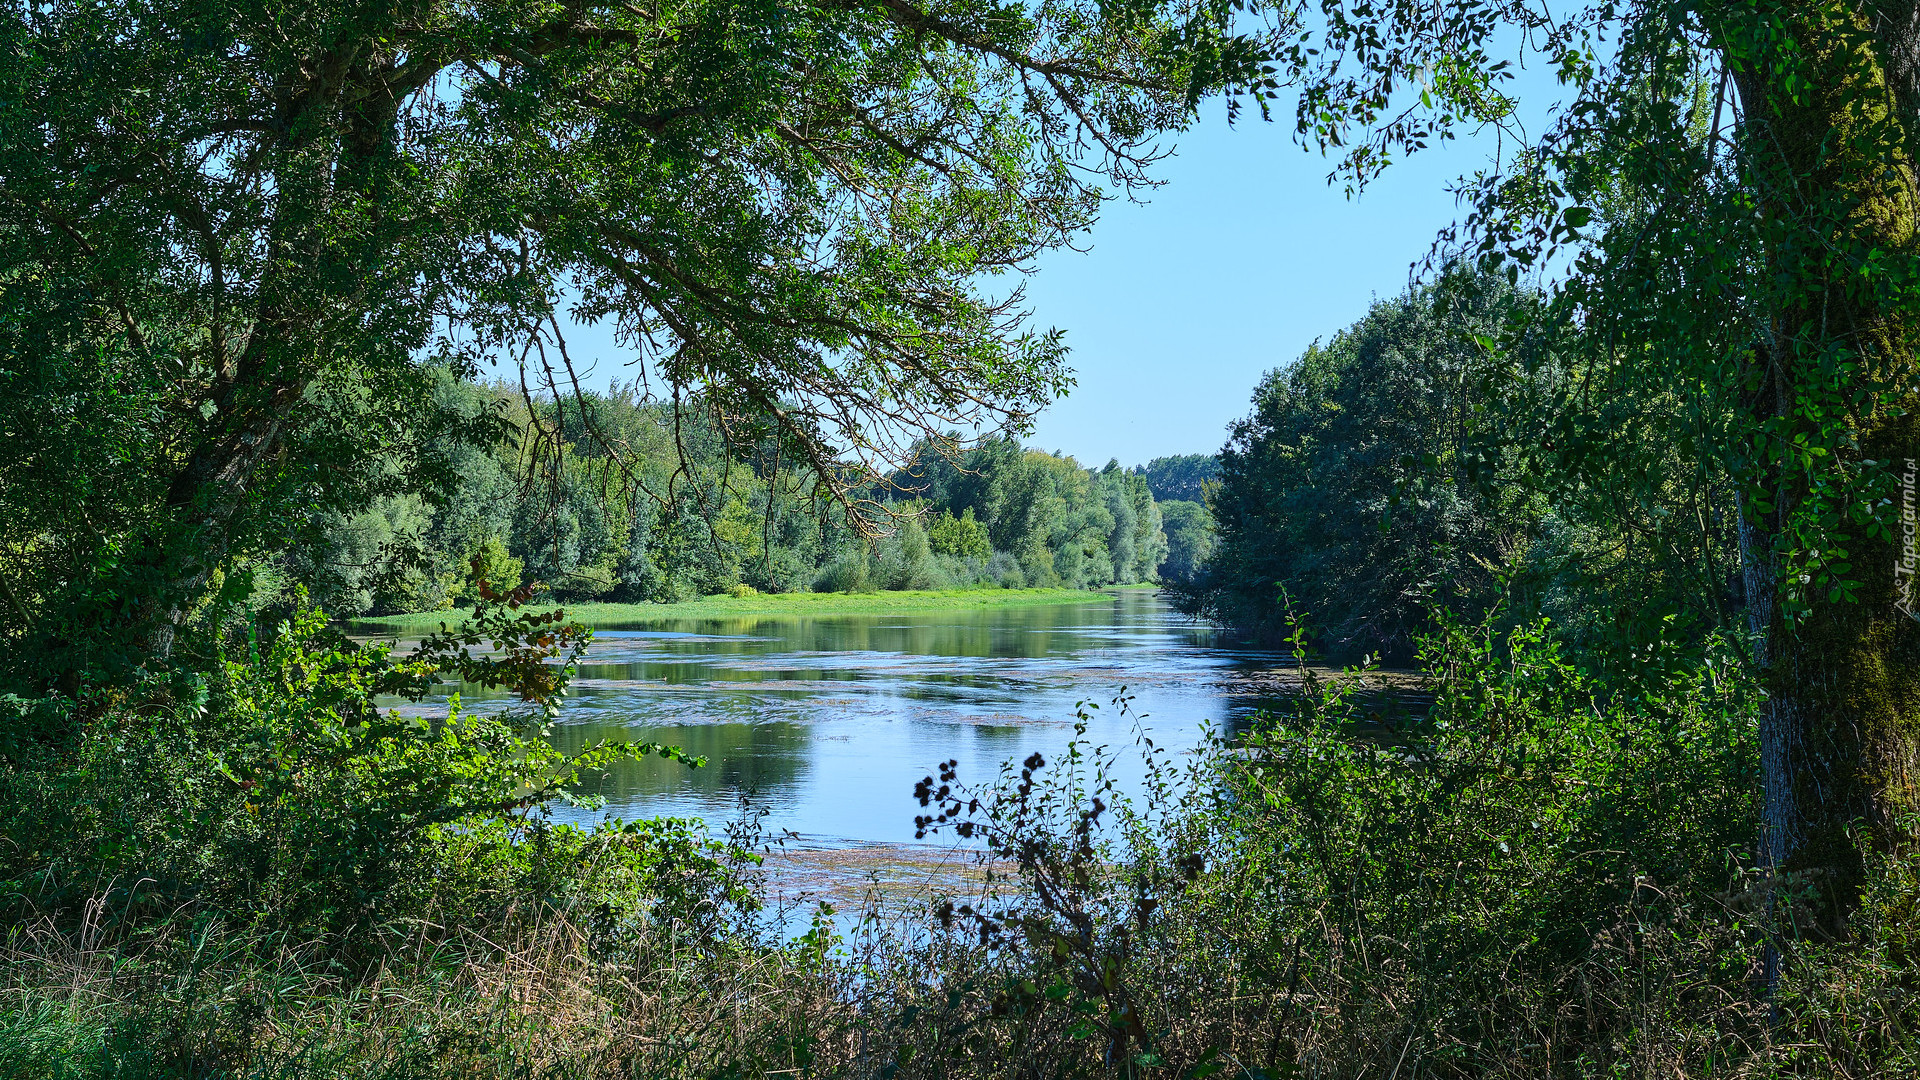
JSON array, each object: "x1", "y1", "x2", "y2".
[
  {"x1": 545, "y1": 97, "x2": 1529, "y2": 471},
  {"x1": 1019, "y1": 108, "x2": 1502, "y2": 468}
]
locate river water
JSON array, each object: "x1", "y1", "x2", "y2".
[{"x1": 442, "y1": 590, "x2": 1295, "y2": 847}]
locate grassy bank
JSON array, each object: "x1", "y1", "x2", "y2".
[{"x1": 346, "y1": 586, "x2": 1114, "y2": 634}]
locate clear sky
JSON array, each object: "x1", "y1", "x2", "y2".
[{"x1": 1019, "y1": 108, "x2": 1500, "y2": 469}]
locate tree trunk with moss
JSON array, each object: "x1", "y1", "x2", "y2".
[{"x1": 1727, "y1": 1, "x2": 1920, "y2": 933}]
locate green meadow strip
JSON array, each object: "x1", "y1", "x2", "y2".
[{"x1": 346, "y1": 587, "x2": 1118, "y2": 634}]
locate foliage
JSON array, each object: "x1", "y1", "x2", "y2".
[
  {"x1": 930, "y1": 508, "x2": 994, "y2": 561},
  {"x1": 346, "y1": 588, "x2": 1113, "y2": 634},
  {"x1": 0, "y1": 0, "x2": 1267, "y2": 678},
  {"x1": 0, "y1": 596, "x2": 711, "y2": 936},
  {"x1": 10, "y1": 0, "x2": 1920, "y2": 1066},
  {"x1": 282, "y1": 386, "x2": 1176, "y2": 618},
  {"x1": 1131, "y1": 454, "x2": 1219, "y2": 503},
  {"x1": 1154, "y1": 501, "x2": 1214, "y2": 587},
  {"x1": 903, "y1": 606, "x2": 1907, "y2": 1078},
  {"x1": 1252, "y1": 0, "x2": 1920, "y2": 620},
  {"x1": 1194, "y1": 610, "x2": 1762, "y2": 1073},
  {"x1": 1182, "y1": 266, "x2": 1744, "y2": 660},
  {"x1": 1244, "y1": 0, "x2": 1920, "y2": 908},
  {"x1": 898, "y1": 438, "x2": 1168, "y2": 590},
  {"x1": 1177, "y1": 271, "x2": 1553, "y2": 659},
  {"x1": 13, "y1": 597, "x2": 1920, "y2": 1077}
]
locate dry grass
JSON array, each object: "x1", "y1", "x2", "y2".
[
  {"x1": 2, "y1": 898, "x2": 860, "y2": 1079},
  {"x1": 8, "y1": 877, "x2": 1920, "y2": 1080}
]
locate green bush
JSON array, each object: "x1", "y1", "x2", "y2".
[
  {"x1": 930, "y1": 508, "x2": 993, "y2": 560},
  {"x1": 1192, "y1": 610, "x2": 1761, "y2": 1074},
  {"x1": 0, "y1": 601, "x2": 724, "y2": 940},
  {"x1": 0, "y1": 597, "x2": 781, "y2": 1078},
  {"x1": 814, "y1": 553, "x2": 875, "y2": 593},
  {"x1": 903, "y1": 603, "x2": 1920, "y2": 1076},
  {"x1": 913, "y1": 603, "x2": 1778, "y2": 1077}
]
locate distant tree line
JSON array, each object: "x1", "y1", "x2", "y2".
[
  {"x1": 275, "y1": 382, "x2": 1180, "y2": 617},
  {"x1": 1131, "y1": 455, "x2": 1219, "y2": 503},
  {"x1": 892, "y1": 437, "x2": 1167, "y2": 591}
]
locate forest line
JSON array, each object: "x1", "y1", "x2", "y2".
[{"x1": 283, "y1": 375, "x2": 1218, "y2": 619}]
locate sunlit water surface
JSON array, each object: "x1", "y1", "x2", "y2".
[{"x1": 414, "y1": 591, "x2": 1296, "y2": 847}]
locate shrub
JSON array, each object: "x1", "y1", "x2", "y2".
[
  {"x1": 930, "y1": 508, "x2": 993, "y2": 560},
  {"x1": 0, "y1": 599, "x2": 711, "y2": 939},
  {"x1": 1191, "y1": 611, "x2": 1762, "y2": 1075},
  {"x1": 814, "y1": 553, "x2": 875, "y2": 593},
  {"x1": 914, "y1": 603, "x2": 1781, "y2": 1078},
  {"x1": 988, "y1": 552, "x2": 1027, "y2": 589},
  {"x1": 0, "y1": 594, "x2": 776, "y2": 1077}
]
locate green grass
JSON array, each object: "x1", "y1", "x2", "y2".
[{"x1": 346, "y1": 586, "x2": 1117, "y2": 634}]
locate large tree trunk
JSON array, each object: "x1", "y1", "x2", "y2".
[
  {"x1": 131, "y1": 354, "x2": 316, "y2": 659},
  {"x1": 1727, "y1": 2, "x2": 1920, "y2": 934},
  {"x1": 86, "y1": 71, "x2": 405, "y2": 668},
  {"x1": 1739, "y1": 409, "x2": 1920, "y2": 938}
]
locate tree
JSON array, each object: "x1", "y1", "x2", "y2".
[
  {"x1": 0, "y1": 0, "x2": 1261, "y2": 680},
  {"x1": 1133, "y1": 453, "x2": 1219, "y2": 502},
  {"x1": 892, "y1": 437, "x2": 1169, "y2": 586},
  {"x1": 1156, "y1": 499, "x2": 1213, "y2": 585},
  {"x1": 1184, "y1": 272, "x2": 1546, "y2": 660},
  {"x1": 929, "y1": 508, "x2": 993, "y2": 561},
  {"x1": 1264, "y1": 0, "x2": 1920, "y2": 928}
]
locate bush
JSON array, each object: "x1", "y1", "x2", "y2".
[
  {"x1": 929, "y1": 508, "x2": 993, "y2": 560},
  {"x1": 0, "y1": 596, "x2": 782, "y2": 1077},
  {"x1": 814, "y1": 552, "x2": 875, "y2": 593},
  {"x1": 0, "y1": 599, "x2": 715, "y2": 939},
  {"x1": 988, "y1": 552, "x2": 1027, "y2": 589},
  {"x1": 1189, "y1": 611, "x2": 1762, "y2": 1075},
  {"x1": 913, "y1": 604, "x2": 1786, "y2": 1078},
  {"x1": 872, "y1": 517, "x2": 946, "y2": 590}
]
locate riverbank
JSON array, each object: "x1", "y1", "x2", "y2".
[{"x1": 347, "y1": 586, "x2": 1115, "y2": 634}]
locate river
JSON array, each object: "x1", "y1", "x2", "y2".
[{"x1": 434, "y1": 589, "x2": 1299, "y2": 847}]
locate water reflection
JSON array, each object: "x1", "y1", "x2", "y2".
[{"x1": 435, "y1": 592, "x2": 1296, "y2": 843}]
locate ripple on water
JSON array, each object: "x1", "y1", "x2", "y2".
[{"x1": 409, "y1": 593, "x2": 1320, "y2": 863}]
